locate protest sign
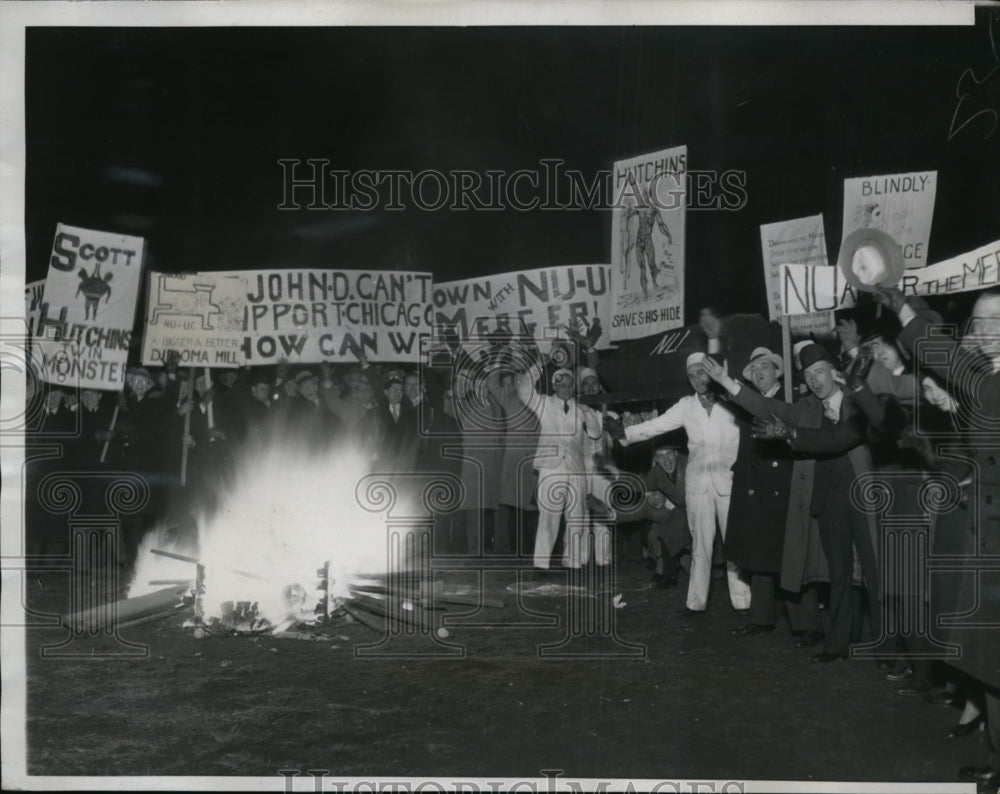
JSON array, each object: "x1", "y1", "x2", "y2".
[
  {"x1": 609, "y1": 145, "x2": 687, "y2": 341},
  {"x1": 779, "y1": 237, "x2": 1000, "y2": 314},
  {"x1": 36, "y1": 224, "x2": 145, "y2": 390},
  {"x1": 842, "y1": 171, "x2": 937, "y2": 269},
  {"x1": 141, "y1": 272, "x2": 248, "y2": 367},
  {"x1": 25, "y1": 279, "x2": 44, "y2": 337},
  {"x1": 239, "y1": 268, "x2": 433, "y2": 364},
  {"x1": 759, "y1": 214, "x2": 834, "y2": 334},
  {"x1": 779, "y1": 263, "x2": 860, "y2": 316},
  {"x1": 432, "y1": 264, "x2": 611, "y2": 349}
]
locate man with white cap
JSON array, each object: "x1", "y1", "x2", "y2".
[
  {"x1": 517, "y1": 362, "x2": 603, "y2": 570},
  {"x1": 604, "y1": 352, "x2": 751, "y2": 616}
]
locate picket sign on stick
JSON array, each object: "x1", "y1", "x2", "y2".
[
  {"x1": 99, "y1": 403, "x2": 119, "y2": 464},
  {"x1": 781, "y1": 316, "x2": 793, "y2": 404},
  {"x1": 204, "y1": 368, "x2": 215, "y2": 431},
  {"x1": 180, "y1": 367, "x2": 195, "y2": 487}
]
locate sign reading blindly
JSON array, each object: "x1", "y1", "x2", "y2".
[{"x1": 842, "y1": 171, "x2": 937, "y2": 270}]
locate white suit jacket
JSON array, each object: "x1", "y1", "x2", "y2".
[
  {"x1": 622, "y1": 394, "x2": 740, "y2": 496},
  {"x1": 517, "y1": 377, "x2": 602, "y2": 471}
]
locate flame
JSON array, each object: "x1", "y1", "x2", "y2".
[{"x1": 128, "y1": 431, "x2": 415, "y2": 627}]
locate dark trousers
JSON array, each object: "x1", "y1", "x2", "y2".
[
  {"x1": 749, "y1": 572, "x2": 777, "y2": 627},
  {"x1": 492, "y1": 506, "x2": 515, "y2": 555},
  {"x1": 783, "y1": 584, "x2": 823, "y2": 634},
  {"x1": 988, "y1": 686, "x2": 1000, "y2": 769},
  {"x1": 816, "y1": 495, "x2": 881, "y2": 657}
]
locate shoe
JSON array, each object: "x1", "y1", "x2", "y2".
[
  {"x1": 731, "y1": 623, "x2": 774, "y2": 637},
  {"x1": 793, "y1": 630, "x2": 824, "y2": 649},
  {"x1": 679, "y1": 607, "x2": 705, "y2": 618},
  {"x1": 923, "y1": 689, "x2": 964, "y2": 709},
  {"x1": 894, "y1": 680, "x2": 935, "y2": 696},
  {"x1": 947, "y1": 714, "x2": 985, "y2": 739},
  {"x1": 957, "y1": 766, "x2": 1000, "y2": 788},
  {"x1": 883, "y1": 666, "x2": 914, "y2": 682},
  {"x1": 653, "y1": 574, "x2": 678, "y2": 590},
  {"x1": 811, "y1": 652, "x2": 848, "y2": 663}
]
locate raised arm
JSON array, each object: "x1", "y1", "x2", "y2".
[
  {"x1": 700, "y1": 355, "x2": 796, "y2": 423},
  {"x1": 622, "y1": 399, "x2": 686, "y2": 445},
  {"x1": 787, "y1": 410, "x2": 867, "y2": 456},
  {"x1": 515, "y1": 361, "x2": 545, "y2": 418}
]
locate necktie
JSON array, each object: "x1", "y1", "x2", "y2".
[
  {"x1": 392, "y1": 405, "x2": 399, "y2": 421},
  {"x1": 823, "y1": 399, "x2": 838, "y2": 423},
  {"x1": 563, "y1": 400, "x2": 570, "y2": 414}
]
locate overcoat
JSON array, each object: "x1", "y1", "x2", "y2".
[
  {"x1": 898, "y1": 312, "x2": 1000, "y2": 689},
  {"x1": 731, "y1": 385, "x2": 882, "y2": 595},
  {"x1": 724, "y1": 403, "x2": 793, "y2": 574}
]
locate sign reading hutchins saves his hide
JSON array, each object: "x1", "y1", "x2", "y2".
[
  {"x1": 37, "y1": 225, "x2": 146, "y2": 390},
  {"x1": 609, "y1": 145, "x2": 687, "y2": 341},
  {"x1": 239, "y1": 269, "x2": 434, "y2": 364},
  {"x1": 842, "y1": 171, "x2": 937, "y2": 269},
  {"x1": 780, "y1": 238, "x2": 1000, "y2": 314},
  {"x1": 141, "y1": 272, "x2": 248, "y2": 368},
  {"x1": 432, "y1": 264, "x2": 612, "y2": 348}
]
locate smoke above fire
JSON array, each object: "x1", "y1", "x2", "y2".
[{"x1": 128, "y1": 434, "x2": 416, "y2": 627}]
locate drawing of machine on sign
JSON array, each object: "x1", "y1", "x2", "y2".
[{"x1": 149, "y1": 274, "x2": 222, "y2": 330}]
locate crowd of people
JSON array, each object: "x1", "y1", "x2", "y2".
[{"x1": 22, "y1": 288, "x2": 1000, "y2": 788}]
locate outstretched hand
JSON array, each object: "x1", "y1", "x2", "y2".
[
  {"x1": 873, "y1": 286, "x2": 907, "y2": 315},
  {"x1": 700, "y1": 355, "x2": 728, "y2": 383},
  {"x1": 846, "y1": 346, "x2": 874, "y2": 392},
  {"x1": 603, "y1": 414, "x2": 626, "y2": 441},
  {"x1": 699, "y1": 308, "x2": 722, "y2": 340},
  {"x1": 751, "y1": 412, "x2": 794, "y2": 442},
  {"x1": 835, "y1": 318, "x2": 860, "y2": 351}
]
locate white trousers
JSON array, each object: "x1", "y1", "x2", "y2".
[
  {"x1": 579, "y1": 471, "x2": 614, "y2": 567},
  {"x1": 685, "y1": 482, "x2": 751, "y2": 611},
  {"x1": 534, "y1": 462, "x2": 587, "y2": 569}
]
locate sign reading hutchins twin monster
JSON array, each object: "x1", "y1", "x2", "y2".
[
  {"x1": 36, "y1": 224, "x2": 146, "y2": 390},
  {"x1": 609, "y1": 145, "x2": 687, "y2": 342}
]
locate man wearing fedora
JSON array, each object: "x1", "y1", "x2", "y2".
[
  {"x1": 724, "y1": 347, "x2": 799, "y2": 637},
  {"x1": 605, "y1": 352, "x2": 751, "y2": 616},
  {"x1": 702, "y1": 344, "x2": 883, "y2": 662},
  {"x1": 517, "y1": 362, "x2": 603, "y2": 570}
]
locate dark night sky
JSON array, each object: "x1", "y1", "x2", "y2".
[{"x1": 24, "y1": 17, "x2": 1000, "y2": 320}]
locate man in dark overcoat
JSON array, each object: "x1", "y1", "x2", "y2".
[
  {"x1": 703, "y1": 344, "x2": 883, "y2": 662},
  {"x1": 725, "y1": 347, "x2": 796, "y2": 636},
  {"x1": 879, "y1": 286, "x2": 1000, "y2": 789}
]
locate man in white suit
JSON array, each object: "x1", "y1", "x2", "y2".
[
  {"x1": 517, "y1": 363, "x2": 603, "y2": 570},
  {"x1": 605, "y1": 352, "x2": 750, "y2": 616}
]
